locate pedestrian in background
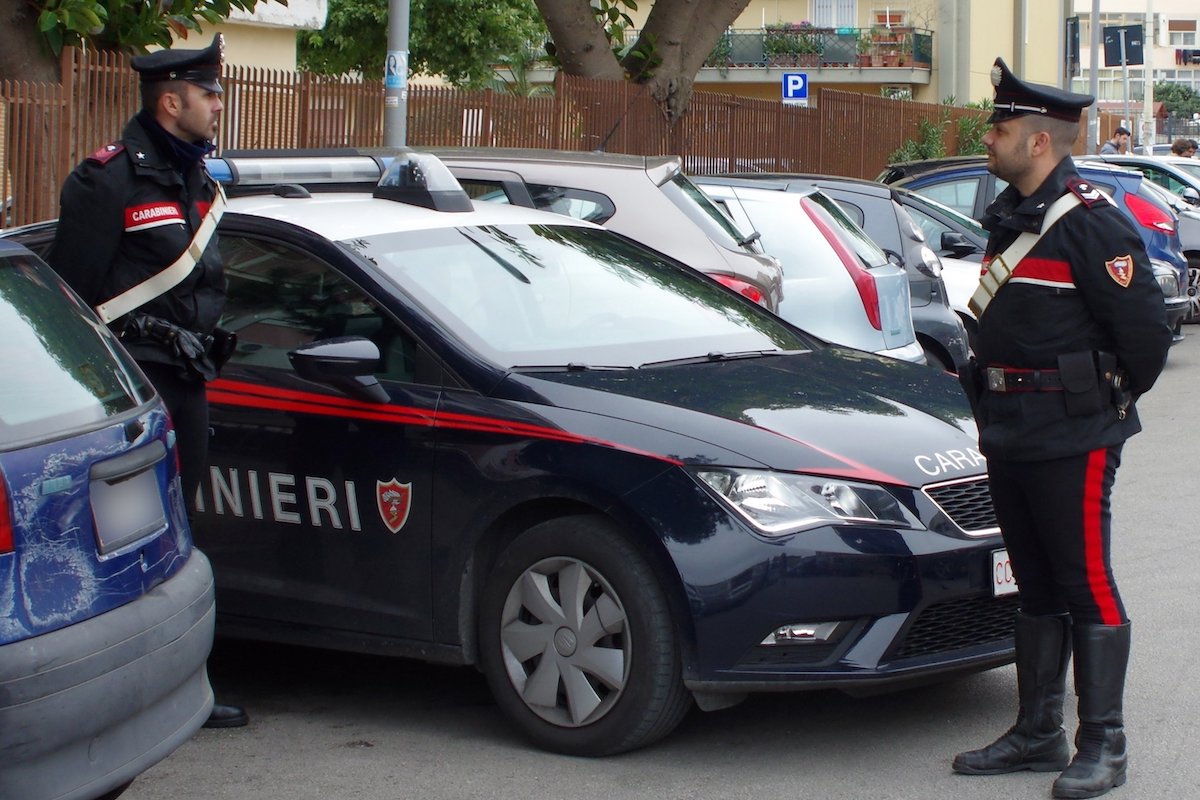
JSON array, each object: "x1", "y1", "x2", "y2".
[
  {"x1": 48, "y1": 34, "x2": 248, "y2": 730},
  {"x1": 1169, "y1": 137, "x2": 1197, "y2": 158},
  {"x1": 954, "y1": 58, "x2": 1171, "y2": 798},
  {"x1": 1099, "y1": 126, "x2": 1130, "y2": 154}
]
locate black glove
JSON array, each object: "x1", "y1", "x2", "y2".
[{"x1": 169, "y1": 327, "x2": 217, "y2": 381}]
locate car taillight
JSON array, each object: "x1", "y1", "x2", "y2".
[
  {"x1": 800, "y1": 198, "x2": 882, "y2": 330},
  {"x1": 1124, "y1": 193, "x2": 1176, "y2": 234},
  {"x1": 710, "y1": 274, "x2": 766, "y2": 306},
  {"x1": 0, "y1": 473, "x2": 13, "y2": 554}
]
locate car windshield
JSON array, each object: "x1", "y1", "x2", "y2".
[
  {"x1": 1172, "y1": 160, "x2": 1200, "y2": 182},
  {"x1": 348, "y1": 223, "x2": 813, "y2": 369},
  {"x1": 0, "y1": 253, "x2": 152, "y2": 449}
]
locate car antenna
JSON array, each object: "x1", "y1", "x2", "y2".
[{"x1": 594, "y1": 95, "x2": 638, "y2": 153}]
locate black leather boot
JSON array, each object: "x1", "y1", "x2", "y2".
[
  {"x1": 952, "y1": 612, "x2": 1072, "y2": 774},
  {"x1": 204, "y1": 702, "x2": 249, "y2": 729},
  {"x1": 1052, "y1": 623, "x2": 1131, "y2": 799}
]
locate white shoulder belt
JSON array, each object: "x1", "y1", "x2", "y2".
[
  {"x1": 94, "y1": 182, "x2": 227, "y2": 324},
  {"x1": 967, "y1": 192, "x2": 1083, "y2": 318}
]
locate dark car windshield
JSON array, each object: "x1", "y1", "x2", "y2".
[
  {"x1": 0, "y1": 253, "x2": 151, "y2": 449},
  {"x1": 350, "y1": 223, "x2": 814, "y2": 369}
]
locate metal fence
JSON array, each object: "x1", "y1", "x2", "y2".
[{"x1": 3, "y1": 46, "x2": 1116, "y2": 229}]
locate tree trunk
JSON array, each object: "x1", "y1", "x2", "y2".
[
  {"x1": 534, "y1": 0, "x2": 626, "y2": 81},
  {"x1": 538, "y1": 0, "x2": 751, "y2": 124},
  {"x1": 0, "y1": 0, "x2": 60, "y2": 83}
]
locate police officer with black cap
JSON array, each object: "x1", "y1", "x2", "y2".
[
  {"x1": 951, "y1": 58, "x2": 1171, "y2": 798},
  {"x1": 49, "y1": 34, "x2": 248, "y2": 729}
]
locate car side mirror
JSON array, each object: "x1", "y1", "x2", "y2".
[
  {"x1": 288, "y1": 336, "x2": 389, "y2": 403},
  {"x1": 940, "y1": 231, "x2": 981, "y2": 258},
  {"x1": 1181, "y1": 187, "x2": 1200, "y2": 207}
]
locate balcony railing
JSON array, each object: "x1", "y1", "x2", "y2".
[{"x1": 700, "y1": 26, "x2": 934, "y2": 71}]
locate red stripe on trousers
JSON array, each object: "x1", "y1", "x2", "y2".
[{"x1": 1083, "y1": 447, "x2": 1122, "y2": 625}]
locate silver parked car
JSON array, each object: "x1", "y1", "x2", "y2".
[
  {"x1": 695, "y1": 178, "x2": 923, "y2": 363},
  {"x1": 419, "y1": 148, "x2": 786, "y2": 312}
]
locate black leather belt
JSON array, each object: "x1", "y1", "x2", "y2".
[{"x1": 985, "y1": 366, "x2": 1064, "y2": 392}]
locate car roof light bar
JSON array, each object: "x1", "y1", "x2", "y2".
[
  {"x1": 206, "y1": 154, "x2": 386, "y2": 187},
  {"x1": 374, "y1": 151, "x2": 473, "y2": 212}
]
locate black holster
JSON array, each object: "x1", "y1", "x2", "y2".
[
  {"x1": 957, "y1": 356, "x2": 984, "y2": 416},
  {"x1": 210, "y1": 327, "x2": 238, "y2": 371}
]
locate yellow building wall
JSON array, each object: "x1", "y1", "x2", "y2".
[{"x1": 205, "y1": 23, "x2": 301, "y2": 71}]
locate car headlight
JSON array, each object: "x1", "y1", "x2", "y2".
[
  {"x1": 1150, "y1": 259, "x2": 1181, "y2": 299},
  {"x1": 692, "y1": 468, "x2": 924, "y2": 537}
]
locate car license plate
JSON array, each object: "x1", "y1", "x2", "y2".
[
  {"x1": 91, "y1": 466, "x2": 168, "y2": 555},
  {"x1": 992, "y1": 548, "x2": 1018, "y2": 597}
]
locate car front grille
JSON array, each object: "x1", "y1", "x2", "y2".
[
  {"x1": 892, "y1": 594, "x2": 1020, "y2": 660},
  {"x1": 924, "y1": 476, "x2": 999, "y2": 535}
]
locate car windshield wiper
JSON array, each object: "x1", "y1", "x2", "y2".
[
  {"x1": 510, "y1": 363, "x2": 636, "y2": 373},
  {"x1": 639, "y1": 350, "x2": 800, "y2": 368}
]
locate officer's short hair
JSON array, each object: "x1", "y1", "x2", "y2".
[
  {"x1": 1014, "y1": 114, "x2": 1080, "y2": 157},
  {"x1": 140, "y1": 79, "x2": 189, "y2": 113}
]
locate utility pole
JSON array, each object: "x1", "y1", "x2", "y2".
[
  {"x1": 1087, "y1": 0, "x2": 1100, "y2": 152},
  {"x1": 383, "y1": 0, "x2": 410, "y2": 147},
  {"x1": 1142, "y1": 0, "x2": 1155, "y2": 152}
]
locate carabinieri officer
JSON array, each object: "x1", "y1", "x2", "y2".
[
  {"x1": 49, "y1": 34, "x2": 247, "y2": 730},
  {"x1": 952, "y1": 58, "x2": 1171, "y2": 799}
]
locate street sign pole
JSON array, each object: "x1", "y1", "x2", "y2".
[
  {"x1": 1120, "y1": 28, "x2": 1130, "y2": 133},
  {"x1": 383, "y1": 0, "x2": 409, "y2": 147}
]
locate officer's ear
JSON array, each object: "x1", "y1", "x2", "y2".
[
  {"x1": 1028, "y1": 128, "x2": 1054, "y2": 156},
  {"x1": 155, "y1": 80, "x2": 187, "y2": 120}
]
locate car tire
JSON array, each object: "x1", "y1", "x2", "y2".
[{"x1": 477, "y1": 514, "x2": 692, "y2": 756}]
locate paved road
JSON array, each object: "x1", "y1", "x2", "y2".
[{"x1": 124, "y1": 333, "x2": 1200, "y2": 800}]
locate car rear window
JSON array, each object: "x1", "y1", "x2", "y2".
[
  {"x1": 0, "y1": 252, "x2": 152, "y2": 449},
  {"x1": 663, "y1": 174, "x2": 760, "y2": 252}
]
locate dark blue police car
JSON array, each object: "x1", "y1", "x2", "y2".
[{"x1": 6, "y1": 152, "x2": 1012, "y2": 757}]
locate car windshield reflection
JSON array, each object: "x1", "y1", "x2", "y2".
[{"x1": 351, "y1": 224, "x2": 814, "y2": 370}]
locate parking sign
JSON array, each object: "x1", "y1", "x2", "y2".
[{"x1": 782, "y1": 72, "x2": 809, "y2": 106}]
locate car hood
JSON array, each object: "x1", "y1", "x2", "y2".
[{"x1": 499, "y1": 347, "x2": 982, "y2": 488}]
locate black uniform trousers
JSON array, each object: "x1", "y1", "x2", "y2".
[
  {"x1": 140, "y1": 361, "x2": 210, "y2": 507},
  {"x1": 987, "y1": 445, "x2": 1126, "y2": 627}
]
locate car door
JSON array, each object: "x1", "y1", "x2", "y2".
[{"x1": 198, "y1": 223, "x2": 438, "y2": 641}]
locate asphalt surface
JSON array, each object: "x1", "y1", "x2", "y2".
[{"x1": 123, "y1": 332, "x2": 1200, "y2": 800}]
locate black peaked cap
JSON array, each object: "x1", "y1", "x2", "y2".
[
  {"x1": 989, "y1": 57, "x2": 1093, "y2": 124},
  {"x1": 131, "y1": 34, "x2": 224, "y2": 93}
]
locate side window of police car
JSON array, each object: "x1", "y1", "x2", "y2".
[{"x1": 218, "y1": 235, "x2": 421, "y2": 383}]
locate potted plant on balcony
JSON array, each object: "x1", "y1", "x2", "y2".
[
  {"x1": 796, "y1": 21, "x2": 820, "y2": 67},
  {"x1": 764, "y1": 22, "x2": 802, "y2": 67},
  {"x1": 856, "y1": 31, "x2": 874, "y2": 67}
]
